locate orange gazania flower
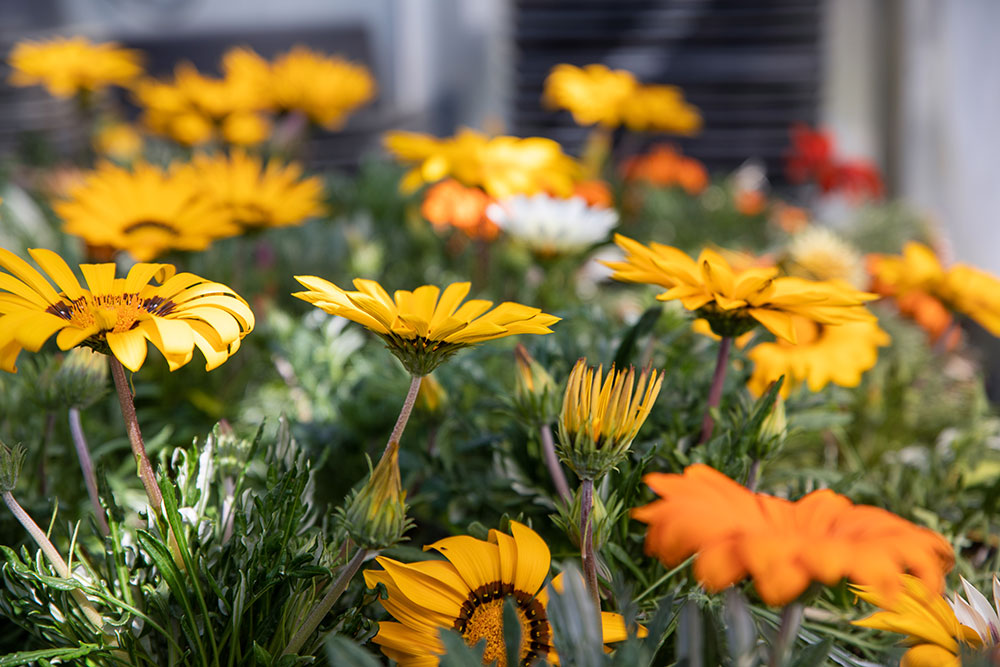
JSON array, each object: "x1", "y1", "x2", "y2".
[
  {"x1": 420, "y1": 179, "x2": 498, "y2": 241},
  {"x1": 632, "y1": 464, "x2": 953, "y2": 606},
  {"x1": 623, "y1": 145, "x2": 708, "y2": 195},
  {"x1": 572, "y1": 179, "x2": 614, "y2": 208}
]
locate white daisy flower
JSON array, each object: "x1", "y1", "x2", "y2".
[
  {"x1": 949, "y1": 575, "x2": 1000, "y2": 644},
  {"x1": 486, "y1": 194, "x2": 618, "y2": 255}
]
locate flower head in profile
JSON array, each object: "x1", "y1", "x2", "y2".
[
  {"x1": 55, "y1": 161, "x2": 238, "y2": 261},
  {"x1": 190, "y1": 150, "x2": 324, "y2": 230},
  {"x1": 8, "y1": 36, "x2": 142, "y2": 98},
  {"x1": 384, "y1": 128, "x2": 580, "y2": 198},
  {"x1": 269, "y1": 46, "x2": 376, "y2": 128},
  {"x1": 0, "y1": 248, "x2": 254, "y2": 373},
  {"x1": 420, "y1": 179, "x2": 498, "y2": 241},
  {"x1": 620, "y1": 84, "x2": 702, "y2": 134},
  {"x1": 558, "y1": 358, "x2": 663, "y2": 479},
  {"x1": 746, "y1": 315, "x2": 890, "y2": 397},
  {"x1": 486, "y1": 193, "x2": 618, "y2": 256},
  {"x1": 363, "y1": 520, "x2": 638, "y2": 666},
  {"x1": 604, "y1": 235, "x2": 877, "y2": 340},
  {"x1": 853, "y1": 575, "x2": 984, "y2": 667},
  {"x1": 784, "y1": 226, "x2": 867, "y2": 289},
  {"x1": 292, "y1": 279, "x2": 559, "y2": 375},
  {"x1": 633, "y1": 464, "x2": 953, "y2": 606}
]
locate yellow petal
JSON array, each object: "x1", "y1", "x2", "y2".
[{"x1": 106, "y1": 329, "x2": 148, "y2": 371}]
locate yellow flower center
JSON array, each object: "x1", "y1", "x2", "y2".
[
  {"x1": 453, "y1": 583, "x2": 551, "y2": 666},
  {"x1": 47, "y1": 293, "x2": 177, "y2": 334}
]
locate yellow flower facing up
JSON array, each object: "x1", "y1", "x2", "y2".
[
  {"x1": 269, "y1": 46, "x2": 376, "y2": 128},
  {"x1": 746, "y1": 313, "x2": 890, "y2": 397},
  {"x1": 0, "y1": 248, "x2": 254, "y2": 373},
  {"x1": 363, "y1": 521, "x2": 639, "y2": 666},
  {"x1": 384, "y1": 128, "x2": 581, "y2": 198},
  {"x1": 190, "y1": 150, "x2": 324, "y2": 230},
  {"x1": 292, "y1": 278, "x2": 559, "y2": 375},
  {"x1": 558, "y1": 358, "x2": 663, "y2": 479},
  {"x1": 873, "y1": 241, "x2": 1000, "y2": 337},
  {"x1": 8, "y1": 36, "x2": 143, "y2": 98},
  {"x1": 55, "y1": 161, "x2": 239, "y2": 261},
  {"x1": 604, "y1": 234, "x2": 877, "y2": 341},
  {"x1": 543, "y1": 63, "x2": 701, "y2": 133},
  {"x1": 854, "y1": 575, "x2": 983, "y2": 667}
]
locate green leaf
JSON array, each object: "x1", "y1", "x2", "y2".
[
  {"x1": 676, "y1": 600, "x2": 703, "y2": 667},
  {"x1": 786, "y1": 639, "x2": 832, "y2": 667},
  {"x1": 503, "y1": 597, "x2": 521, "y2": 667},
  {"x1": 0, "y1": 644, "x2": 101, "y2": 665},
  {"x1": 324, "y1": 636, "x2": 383, "y2": 667},
  {"x1": 438, "y1": 629, "x2": 485, "y2": 666},
  {"x1": 613, "y1": 305, "x2": 663, "y2": 368}
]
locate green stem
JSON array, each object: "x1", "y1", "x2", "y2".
[
  {"x1": 69, "y1": 407, "x2": 109, "y2": 536},
  {"x1": 769, "y1": 601, "x2": 804, "y2": 667},
  {"x1": 579, "y1": 478, "x2": 600, "y2": 607},
  {"x1": 746, "y1": 459, "x2": 761, "y2": 492},
  {"x1": 698, "y1": 336, "x2": 731, "y2": 444},
  {"x1": 281, "y1": 547, "x2": 371, "y2": 656},
  {"x1": 2, "y1": 490, "x2": 106, "y2": 630},
  {"x1": 108, "y1": 356, "x2": 163, "y2": 513},
  {"x1": 384, "y1": 375, "x2": 422, "y2": 457},
  {"x1": 539, "y1": 424, "x2": 571, "y2": 503}
]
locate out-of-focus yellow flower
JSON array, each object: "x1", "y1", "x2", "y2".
[
  {"x1": 746, "y1": 314, "x2": 890, "y2": 397},
  {"x1": 854, "y1": 575, "x2": 982, "y2": 667},
  {"x1": 544, "y1": 63, "x2": 701, "y2": 133},
  {"x1": 55, "y1": 161, "x2": 238, "y2": 261},
  {"x1": 8, "y1": 36, "x2": 142, "y2": 98},
  {"x1": 93, "y1": 122, "x2": 144, "y2": 162},
  {"x1": 785, "y1": 226, "x2": 867, "y2": 289},
  {"x1": 385, "y1": 128, "x2": 580, "y2": 198},
  {"x1": 292, "y1": 279, "x2": 560, "y2": 375},
  {"x1": 415, "y1": 372, "x2": 447, "y2": 413},
  {"x1": 190, "y1": 150, "x2": 324, "y2": 230},
  {"x1": 558, "y1": 358, "x2": 662, "y2": 479},
  {"x1": 543, "y1": 63, "x2": 638, "y2": 128},
  {"x1": 269, "y1": 46, "x2": 375, "y2": 128}
]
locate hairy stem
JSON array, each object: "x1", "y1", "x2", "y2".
[
  {"x1": 2, "y1": 490, "x2": 105, "y2": 630},
  {"x1": 746, "y1": 459, "x2": 761, "y2": 492},
  {"x1": 579, "y1": 478, "x2": 600, "y2": 606},
  {"x1": 384, "y1": 375, "x2": 422, "y2": 458},
  {"x1": 698, "y1": 336, "x2": 731, "y2": 444},
  {"x1": 69, "y1": 407, "x2": 109, "y2": 536},
  {"x1": 769, "y1": 601, "x2": 804, "y2": 667},
  {"x1": 539, "y1": 424, "x2": 571, "y2": 503},
  {"x1": 109, "y1": 357, "x2": 163, "y2": 513},
  {"x1": 282, "y1": 548, "x2": 370, "y2": 656}
]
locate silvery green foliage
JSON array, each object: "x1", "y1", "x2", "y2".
[{"x1": 0, "y1": 418, "x2": 354, "y2": 665}]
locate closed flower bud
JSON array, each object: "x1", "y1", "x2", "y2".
[
  {"x1": 415, "y1": 373, "x2": 447, "y2": 414},
  {"x1": 552, "y1": 486, "x2": 621, "y2": 551},
  {"x1": 339, "y1": 441, "x2": 410, "y2": 550},
  {"x1": 20, "y1": 348, "x2": 108, "y2": 411},
  {"x1": 557, "y1": 358, "x2": 663, "y2": 480},
  {"x1": 760, "y1": 394, "x2": 787, "y2": 445},
  {"x1": 512, "y1": 344, "x2": 559, "y2": 425}
]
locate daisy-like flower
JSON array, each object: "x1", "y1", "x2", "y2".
[
  {"x1": 604, "y1": 234, "x2": 877, "y2": 340},
  {"x1": 620, "y1": 84, "x2": 702, "y2": 134},
  {"x1": 633, "y1": 464, "x2": 954, "y2": 607},
  {"x1": 93, "y1": 121, "x2": 144, "y2": 162},
  {"x1": 420, "y1": 179, "x2": 498, "y2": 241},
  {"x1": 292, "y1": 279, "x2": 559, "y2": 375},
  {"x1": 853, "y1": 575, "x2": 984, "y2": 667},
  {"x1": 269, "y1": 46, "x2": 376, "y2": 128},
  {"x1": 363, "y1": 521, "x2": 638, "y2": 665},
  {"x1": 558, "y1": 358, "x2": 662, "y2": 479},
  {"x1": 55, "y1": 161, "x2": 238, "y2": 261},
  {"x1": 486, "y1": 194, "x2": 618, "y2": 256},
  {"x1": 0, "y1": 248, "x2": 254, "y2": 373},
  {"x1": 190, "y1": 150, "x2": 324, "y2": 230},
  {"x1": 623, "y1": 145, "x2": 708, "y2": 194},
  {"x1": 384, "y1": 128, "x2": 581, "y2": 199},
  {"x1": 746, "y1": 314, "x2": 890, "y2": 397},
  {"x1": 784, "y1": 226, "x2": 867, "y2": 289},
  {"x1": 543, "y1": 63, "x2": 639, "y2": 128},
  {"x1": 8, "y1": 36, "x2": 142, "y2": 98}
]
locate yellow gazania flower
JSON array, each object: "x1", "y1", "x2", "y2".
[
  {"x1": 93, "y1": 122, "x2": 144, "y2": 162},
  {"x1": 190, "y1": 150, "x2": 325, "y2": 230},
  {"x1": 784, "y1": 226, "x2": 867, "y2": 289},
  {"x1": 292, "y1": 279, "x2": 559, "y2": 375},
  {"x1": 543, "y1": 63, "x2": 639, "y2": 128},
  {"x1": 363, "y1": 521, "x2": 638, "y2": 666},
  {"x1": 620, "y1": 84, "x2": 703, "y2": 134},
  {"x1": 559, "y1": 358, "x2": 663, "y2": 479},
  {"x1": 854, "y1": 575, "x2": 982, "y2": 667},
  {"x1": 269, "y1": 46, "x2": 376, "y2": 128},
  {"x1": 604, "y1": 235, "x2": 877, "y2": 342},
  {"x1": 384, "y1": 128, "x2": 580, "y2": 198},
  {"x1": 871, "y1": 242, "x2": 946, "y2": 296},
  {"x1": 8, "y1": 36, "x2": 142, "y2": 98},
  {"x1": 746, "y1": 314, "x2": 890, "y2": 397},
  {"x1": 0, "y1": 248, "x2": 254, "y2": 373},
  {"x1": 55, "y1": 161, "x2": 239, "y2": 261}
]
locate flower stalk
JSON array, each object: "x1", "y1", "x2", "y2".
[
  {"x1": 282, "y1": 547, "x2": 370, "y2": 656},
  {"x1": 385, "y1": 374, "x2": 422, "y2": 457},
  {"x1": 108, "y1": 356, "x2": 163, "y2": 514},
  {"x1": 69, "y1": 407, "x2": 109, "y2": 536},
  {"x1": 698, "y1": 336, "x2": 731, "y2": 444},
  {"x1": 540, "y1": 424, "x2": 571, "y2": 503},
  {"x1": 580, "y1": 477, "x2": 600, "y2": 606}
]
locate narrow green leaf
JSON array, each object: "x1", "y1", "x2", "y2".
[{"x1": 0, "y1": 644, "x2": 101, "y2": 666}]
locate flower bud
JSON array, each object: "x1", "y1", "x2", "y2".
[
  {"x1": 0, "y1": 442, "x2": 26, "y2": 493},
  {"x1": 21, "y1": 349, "x2": 108, "y2": 411},
  {"x1": 511, "y1": 344, "x2": 558, "y2": 425},
  {"x1": 416, "y1": 373, "x2": 447, "y2": 414},
  {"x1": 339, "y1": 441, "x2": 410, "y2": 550},
  {"x1": 557, "y1": 358, "x2": 663, "y2": 479},
  {"x1": 552, "y1": 486, "x2": 621, "y2": 551}
]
